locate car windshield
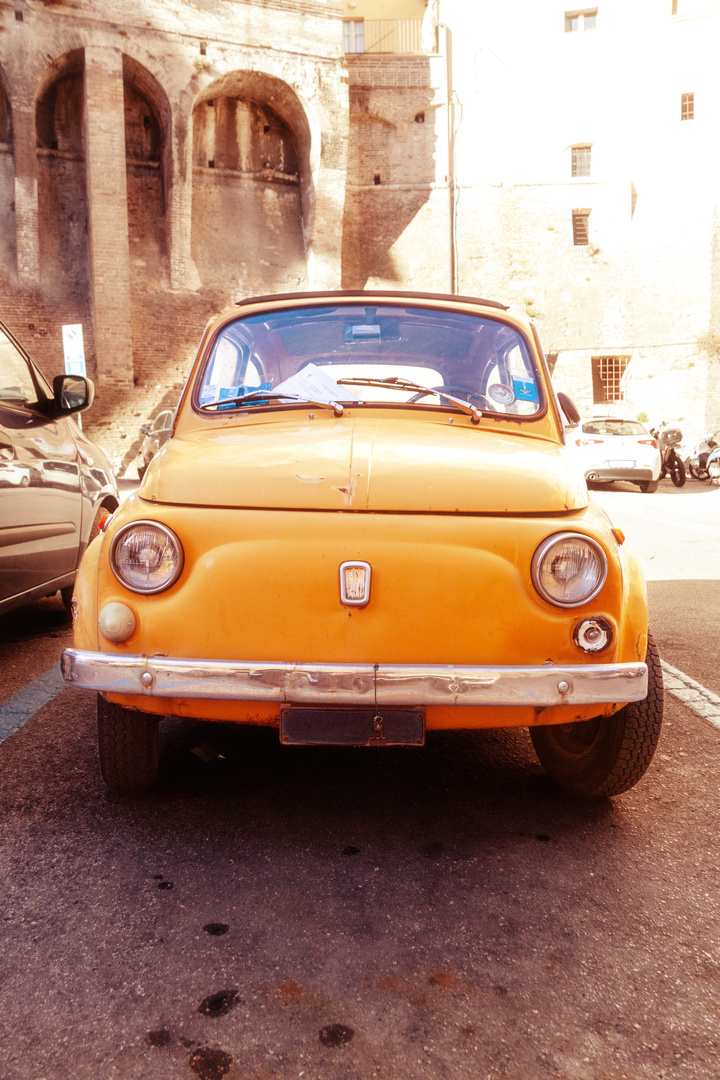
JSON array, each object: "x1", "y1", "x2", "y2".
[
  {"x1": 582, "y1": 420, "x2": 648, "y2": 436},
  {"x1": 195, "y1": 303, "x2": 543, "y2": 419}
]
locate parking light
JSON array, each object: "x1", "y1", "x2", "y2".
[{"x1": 98, "y1": 602, "x2": 137, "y2": 643}]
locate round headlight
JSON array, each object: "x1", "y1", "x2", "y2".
[
  {"x1": 532, "y1": 532, "x2": 607, "y2": 608},
  {"x1": 110, "y1": 521, "x2": 183, "y2": 594}
]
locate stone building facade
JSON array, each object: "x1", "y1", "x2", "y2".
[
  {"x1": 0, "y1": 0, "x2": 348, "y2": 466},
  {"x1": 1, "y1": 0, "x2": 719, "y2": 469}
]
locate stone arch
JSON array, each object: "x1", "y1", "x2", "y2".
[
  {"x1": 34, "y1": 49, "x2": 88, "y2": 300},
  {"x1": 190, "y1": 70, "x2": 315, "y2": 296},
  {"x1": 123, "y1": 54, "x2": 172, "y2": 287}
]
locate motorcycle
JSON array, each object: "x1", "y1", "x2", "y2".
[
  {"x1": 650, "y1": 424, "x2": 686, "y2": 487},
  {"x1": 686, "y1": 431, "x2": 719, "y2": 481}
]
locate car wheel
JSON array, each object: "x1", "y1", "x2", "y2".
[
  {"x1": 97, "y1": 695, "x2": 159, "y2": 794},
  {"x1": 529, "y1": 633, "x2": 663, "y2": 797},
  {"x1": 638, "y1": 479, "x2": 659, "y2": 492}
]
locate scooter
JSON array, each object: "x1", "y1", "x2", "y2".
[
  {"x1": 651, "y1": 424, "x2": 686, "y2": 487},
  {"x1": 686, "y1": 431, "x2": 719, "y2": 481},
  {"x1": 707, "y1": 443, "x2": 720, "y2": 482}
]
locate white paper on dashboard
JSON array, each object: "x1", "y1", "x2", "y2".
[{"x1": 273, "y1": 363, "x2": 359, "y2": 403}]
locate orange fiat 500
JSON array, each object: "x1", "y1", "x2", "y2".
[{"x1": 62, "y1": 292, "x2": 662, "y2": 797}]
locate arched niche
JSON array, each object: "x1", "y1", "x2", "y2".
[
  {"x1": 191, "y1": 71, "x2": 312, "y2": 297},
  {"x1": 0, "y1": 70, "x2": 14, "y2": 277},
  {"x1": 123, "y1": 55, "x2": 171, "y2": 286},
  {"x1": 36, "y1": 50, "x2": 84, "y2": 154},
  {"x1": 0, "y1": 75, "x2": 11, "y2": 145},
  {"x1": 34, "y1": 50, "x2": 88, "y2": 299}
]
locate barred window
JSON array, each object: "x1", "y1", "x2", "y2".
[
  {"x1": 571, "y1": 145, "x2": 591, "y2": 177},
  {"x1": 572, "y1": 210, "x2": 591, "y2": 245},
  {"x1": 592, "y1": 356, "x2": 629, "y2": 404},
  {"x1": 681, "y1": 92, "x2": 694, "y2": 121}
]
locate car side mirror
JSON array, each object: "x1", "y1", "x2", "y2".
[
  {"x1": 140, "y1": 425, "x2": 150, "y2": 436},
  {"x1": 53, "y1": 374, "x2": 95, "y2": 416},
  {"x1": 557, "y1": 392, "x2": 580, "y2": 425}
]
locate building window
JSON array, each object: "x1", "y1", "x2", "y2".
[
  {"x1": 572, "y1": 209, "x2": 591, "y2": 245},
  {"x1": 592, "y1": 356, "x2": 629, "y2": 404},
  {"x1": 571, "y1": 145, "x2": 591, "y2": 177},
  {"x1": 343, "y1": 20, "x2": 365, "y2": 53},
  {"x1": 565, "y1": 9, "x2": 597, "y2": 32},
  {"x1": 681, "y1": 92, "x2": 694, "y2": 121}
]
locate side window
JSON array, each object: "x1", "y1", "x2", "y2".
[{"x1": 0, "y1": 328, "x2": 40, "y2": 408}]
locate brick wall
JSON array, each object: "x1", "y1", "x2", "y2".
[{"x1": 0, "y1": 0, "x2": 719, "y2": 467}]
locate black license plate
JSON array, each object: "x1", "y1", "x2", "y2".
[{"x1": 279, "y1": 707, "x2": 425, "y2": 747}]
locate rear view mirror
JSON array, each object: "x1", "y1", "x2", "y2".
[
  {"x1": 53, "y1": 374, "x2": 95, "y2": 416},
  {"x1": 557, "y1": 391, "x2": 580, "y2": 425}
]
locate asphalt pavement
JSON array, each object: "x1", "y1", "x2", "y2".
[{"x1": 1, "y1": 475, "x2": 719, "y2": 1080}]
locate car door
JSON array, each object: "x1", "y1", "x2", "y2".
[{"x1": 0, "y1": 324, "x2": 83, "y2": 605}]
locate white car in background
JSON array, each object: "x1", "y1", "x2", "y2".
[{"x1": 568, "y1": 417, "x2": 662, "y2": 493}]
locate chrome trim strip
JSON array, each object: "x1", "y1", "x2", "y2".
[{"x1": 61, "y1": 649, "x2": 647, "y2": 707}]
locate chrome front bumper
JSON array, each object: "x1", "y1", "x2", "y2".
[{"x1": 61, "y1": 649, "x2": 647, "y2": 707}]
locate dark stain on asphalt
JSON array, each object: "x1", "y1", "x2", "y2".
[
  {"x1": 188, "y1": 1047, "x2": 233, "y2": 1079},
  {"x1": 428, "y1": 970, "x2": 456, "y2": 988},
  {"x1": 343, "y1": 845, "x2": 361, "y2": 856},
  {"x1": 422, "y1": 840, "x2": 444, "y2": 859},
  {"x1": 147, "y1": 1028, "x2": 172, "y2": 1047},
  {"x1": 535, "y1": 834, "x2": 552, "y2": 842},
  {"x1": 157, "y1": 880, "x2": 174, "y2": 890},
  {"x1": 198, "y1": 989, "x2": 240, "y2": 1018},
  {"x1": 494, "y1": 985, "x2": 509, "y2": 996},
  {"x1": 203, "y1": 923, "x2": 230, "y2": 936},
  {"x1": 319, "y1": 1023, "x2": 354, "y2": 1047}
]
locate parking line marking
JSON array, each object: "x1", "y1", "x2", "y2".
[
  {"x1": 0, "y1": 663, "x2": 67, "y2": 746},
  {"x1": 661, "y1": 660, "x2": 720, "y2": 731}
]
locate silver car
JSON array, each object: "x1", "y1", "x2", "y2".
[{"x1": 0, "y1": 320, "x2": 119, "y2": 616}]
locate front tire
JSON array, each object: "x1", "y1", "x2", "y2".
[
  {"x1": 529, "y1": 634, "x2": 663, "y2": 797},
  {"x1": 669, "y1": 455, "x2": 686, "y2": 487},
  {"x1": 638, "y1": 479, "x2": 659, "y2": 493},
  {"x1": 97, "y1": 695, "x2": 159, "y2": 794}
]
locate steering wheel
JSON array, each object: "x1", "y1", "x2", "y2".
[{"x1": 407, "y1": 385, "x2": 489, "y2": 410}]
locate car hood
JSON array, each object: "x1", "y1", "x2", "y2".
[{"x1": 141, "y1": 416, "x2": 588, "y2": 513}]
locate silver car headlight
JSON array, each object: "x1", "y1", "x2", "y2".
[
  {"x1": 110, "y1": 521, "x2": 183, "y2": 594},
  {"x1": 531, "y1": 532, "x2": 607, "y2": 608}
]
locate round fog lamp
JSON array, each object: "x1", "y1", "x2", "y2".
[
  {"x1": 574, "y1": 617, "x2": 613, "y2": 654},
  {"x1": 99, "y1": 602, "x2": 137, "y2": 642}
]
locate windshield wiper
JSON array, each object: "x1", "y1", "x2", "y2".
[
  {"x1": 200, "y1": 390, "x2": 344, "y2": 416},
  {"x1": 336, "y1": 376, "x2": 483, "y2": 424}
]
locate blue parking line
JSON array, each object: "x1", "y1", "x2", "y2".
[{"x1": 0, "y1": 663, "x2": 67, "y2": 746}]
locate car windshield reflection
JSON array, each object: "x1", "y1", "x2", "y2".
[{"x1": 195, "y1": 303, "x2": 543, "y2": 419}]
